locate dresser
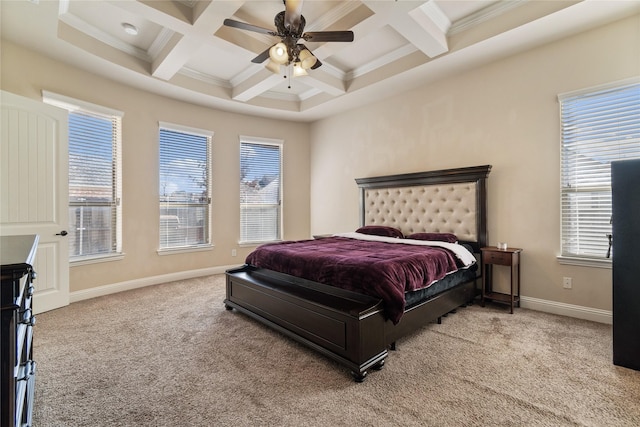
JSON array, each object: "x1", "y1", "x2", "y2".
[{"x1": 1, "y1": 235, "x2": 38, "y2": 427}]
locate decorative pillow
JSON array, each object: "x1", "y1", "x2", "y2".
[
  {"x1": 406, "y1": 232, "x2": 458, "y2": 243},
  {"x1": 355, "y1": 225, "x2": 404, "y2": 239}
]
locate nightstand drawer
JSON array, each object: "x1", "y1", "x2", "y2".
[{"x1": 483, "y1": 250, "x2": 512, "y2": 265}]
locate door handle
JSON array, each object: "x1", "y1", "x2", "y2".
[{"x1": 56, "y1": 230, "x2": 68, "y2": 236}]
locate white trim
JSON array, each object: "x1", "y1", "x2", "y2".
[
  {"x1": 158, "y1": 121, "x2": 214, "y2": 137},
  {"x1": 42, "y1": 90, "x2": 124, "y2": 117},
  {"x1": 239, "y1": 135, "x2": 284, "y2": 145},
  {"x1": 347, "y1": 44, "x2": 418, "y2": 80},
  {"x1": 70, "y1": 253, "x2": 125, "y2": 267},
  {"x1": 520, "y1": 296, "x2": 612, "y2": 324},
  {"x1": 157, "y1": 244, "x2": 214, "y2": 256},
  {"x1": 448, "y1": 0, "x2": 527, "y2": 35},
  {"x1": 69, "y1": 265, "x2": 238, "y2": 303},
  {"x1": 557, "y1": 76, "x2": 640, "y2": 100},
  {"x1": 557, "y1": 255, "x2": 612, "y2": 269},
  {"x1": 179, "y1": 67, "x2": 231, "y2": 89},
  {"x1": 148, "y1": 28, "x2": 174, "y2": 60}
]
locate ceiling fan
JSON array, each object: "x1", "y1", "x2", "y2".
[{"x1": 223, "y1": 0, "x2": 354, "y2": 75}]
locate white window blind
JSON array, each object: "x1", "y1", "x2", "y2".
[
  {"x1": 43, "y1": 92, "x2": 123, "y2": 260},
  {"x1": 240, "y1": 139, "x2": 282, "y2": 244},
  {"x1": 560, "y1": 80, "x2": 640, "y2": 260},
  {"x1": 159, "y1": 124, "x2": 212, "y2": 250}
]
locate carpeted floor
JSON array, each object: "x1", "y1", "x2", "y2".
[{"x1": 32, "y1": 274, "x2": 640, "y2": 426}]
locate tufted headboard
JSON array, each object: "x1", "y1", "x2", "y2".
[{"x1": 355, "y1": 165, "x2": 491, "y2": 253}]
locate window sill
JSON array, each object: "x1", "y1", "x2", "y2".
[
  {"x1": 157, "y1": 244, "x2": 214, "y2": 256},
  {"x1": 557, "y1": 255, "x2": 612, "y2": 269},
  {"x1": 71, "y1": 253, "x2": 125, "y2": 267},
  {"x1": 238, "y1": 240, "x2": 281, "y2": 248}
]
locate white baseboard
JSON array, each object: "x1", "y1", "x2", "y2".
[
  {"x1": 70, "y1": 264, "x2": 239, "y2": 303},
  {"x1": 70, "y1": 271, "x2": 613, "y2": 325},
  {"x1": 520, "y1": 296, "x2": 612, "y2": 324}
]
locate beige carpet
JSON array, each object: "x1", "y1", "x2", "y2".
[{"x1": 33, "y1": 275, "x2": 640, "y2": 426}]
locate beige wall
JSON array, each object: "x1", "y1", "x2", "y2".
[
  {"x1": 309, "y1": 14, "x2": 640, "y2": 311},
  {"x1": 1, "y1": 41, "x2": 311, "y2": 293},
  {"x1": 2, "y1": 14, "x2": 638, "y2": 312}
]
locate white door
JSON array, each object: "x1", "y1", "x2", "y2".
[{"x1": 1, "y1": 90, "x2": 70, "y2": 314}]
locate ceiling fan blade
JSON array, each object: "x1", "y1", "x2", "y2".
[
  {"x1": 303, "y1": 31, "x2": 354, "y2": 43},
  {"x1": 251, "y1": 46, "x2": 273, "y2": 64},
  {"x1": 284, "y1": 0, "x2": 304, "y2": 29},
  {"x1": 223, "y1": 19, "x2": 275, "y2": 36}
]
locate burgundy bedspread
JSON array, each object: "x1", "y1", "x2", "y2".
[{"x1": 245, "y1": 236, "x2": 468, "y2": 324}]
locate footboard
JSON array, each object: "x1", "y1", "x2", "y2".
[{"x1": 225, "y1": 265, "x2": 389, "y2": 381}]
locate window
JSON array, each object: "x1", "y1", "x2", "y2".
[
  {"x1": 559, "y1": 79, "x2": 640, "y2": 265},
  {"x1": 240, "y1": 137, "x2": 282, "y2": 244},
  {"x1": 159, "y1": 123, "x2": 212, "y2": 250},
  {"x1": 43, "y1": 92, "x2": 122, "y2": 261}
]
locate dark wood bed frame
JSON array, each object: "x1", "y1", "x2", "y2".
[{"x1": 225, "y1": 165, "x2": 491, "y2": 381}]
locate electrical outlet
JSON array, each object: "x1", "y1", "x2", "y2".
[
  {"x1": 563, "y1": 277, "x2": 572, "y2": 289},
  {"x1": 231, "y1": 249, "x2": 237, "y2": 257}
]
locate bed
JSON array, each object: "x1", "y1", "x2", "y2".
[{"x1": 225, "y1": 165, "x2": 491, "y2": 381}]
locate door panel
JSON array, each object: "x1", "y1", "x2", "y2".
[{"x1": 1, "y1": 90, "x2": 69, "y2": 313}]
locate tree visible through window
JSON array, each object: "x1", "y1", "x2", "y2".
[
  {"x1": 559, "y1": 80, "x2": 640, "y2": 262},
  {"x1": 159, "y1": 124, "x2": 212, "y2": 250},
  {"x1": 240, "y1": 139, "x2": 282, "y2": 243}
]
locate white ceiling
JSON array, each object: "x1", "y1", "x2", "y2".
[{"x1": 2, "y1": 0, "x2": 639, "y2": 122}]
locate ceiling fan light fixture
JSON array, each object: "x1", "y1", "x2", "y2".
[
  {"x1": 265, "y1": 60, "x2": 281, "y2": 74},
  {"x1": 298, "y1": 49, "x2": 316, "y2": 70},
  {"x1": 269, "y1": 42, "x2": 289, "y2": 65},
  {"x1": 293, "y1": 62, "x2": 308, "y2": 77}
]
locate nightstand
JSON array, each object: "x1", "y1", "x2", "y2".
[{"x1": 481, "y1": 246, "x2": 522, "y2": 314}]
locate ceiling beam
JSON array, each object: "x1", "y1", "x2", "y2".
[
  {"x1": 361, "y1": 0, "x2": 449, "y2": 58},
  {"x1": 151, "y1": 34, "x2": 202, "y2": 80},
  {"x1": 232, "y1": 69, "x2": 284, "y2": 102},
  {"x1": 300, "y1": 69, "x2": 346, "y2": 97},
  {"x1": 406, "y1": 1, "x2": 450, "y2": 57}
]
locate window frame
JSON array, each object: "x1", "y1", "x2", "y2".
[
  {"x1": 239, "y1": 136, "x2": 283, "y2": 246},
  {"x1": 557, "y1": 77, "x2": 640, "y2": 268},
  {"x1": 158, "y1": 121, "x2": 214, "y2": 254},
  {"x1": 42, "y1": 91, "x2": 123, "y2": 265}
]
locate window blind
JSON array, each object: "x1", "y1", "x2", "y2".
[
  {"x1": 240, "y1": 140, "x2": 282, "y2": 243},
  {"x1": 159, "y1": 126, "x2": 212, "y2": 249},
  {"x1": 68, "y1": 110, "x2": 122, "y2": 258},
  {"x1": 42, "y1": 91, "x2": 123, "y2": 260},
  {"x1": 560, "y1": 81, "x2": 640, "y2": 259}
]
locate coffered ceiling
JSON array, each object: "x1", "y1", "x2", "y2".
[{"x1": 2, "y1": 1, "x2": 639, "y2": 121}]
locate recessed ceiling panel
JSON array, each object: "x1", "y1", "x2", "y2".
[
  {"x1": 183, "y1": 43, "x2": 253, "y2": 82},
  {"x1": 329, "y1": 25, "x2": 409, "y2": 73},
  {"x1": 67, "y1": 1, "x2": 163, "y2": 52}
]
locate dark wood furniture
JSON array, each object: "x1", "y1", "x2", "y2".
[
  {"x1": 480, "y1": 246, "x2": 522, "y2": 314},
  {"x1": 225, "y1": 165, "x2": 491, "y2": 381},
  {"x1": 1, "y1": 234, "x2": 38, "y2": 427},
  {"x1": 612, "y1": 159, "x2": 640, "y2": 371}
]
